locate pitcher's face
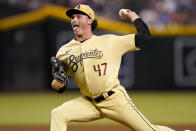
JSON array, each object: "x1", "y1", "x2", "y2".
[{"x1": 71, "y1": 14, "x2": 92, "y2": 37}]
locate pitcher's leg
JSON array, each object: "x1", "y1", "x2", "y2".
[
  {"x1": 156, "y1": 125, "x2": 175, "y2": 131},
  {"x1": 112, "y1": 102, "x2": 175, "y2": 131},
  {"x1": 50, "y1": 96, "x2": 102, "y2": 131},
  {"x1": 105, "y1": 101, "x2": 157, "y2": 131},
  {"x1": 99, "y1": 87, "x2": 174, "y2": 131},
  {"x1": 51, "y1": 107, "x2": 68, "y2": 131}
]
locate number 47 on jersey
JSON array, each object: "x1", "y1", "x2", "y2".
[{"x1": 93, "y1": 63, "x2": 107, "y2": 76}]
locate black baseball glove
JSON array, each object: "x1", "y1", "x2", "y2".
[{"x1": 51, "y1": 56, "x2": 68, "y2": 93}]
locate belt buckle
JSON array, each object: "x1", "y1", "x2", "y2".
[
  {"x1": 103, "y1": 92, "x2": 109, "y2": 99},
  {"x1": 87, "y1": 91, "x2": 115, "y2": 103}
]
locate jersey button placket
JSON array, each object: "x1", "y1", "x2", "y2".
[{"x1": 81, "y1": 44, "x2": 88, "y2": 89}]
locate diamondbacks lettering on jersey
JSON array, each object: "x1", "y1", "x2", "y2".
[{"x1": 67, "y1": 49, "x2": 103, "y2": 72}]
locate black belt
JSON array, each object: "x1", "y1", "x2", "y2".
[{"x1": 85, "y1": 91, "x2": 115, "y2": 103}]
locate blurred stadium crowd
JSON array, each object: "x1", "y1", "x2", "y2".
[{"x1": 0, "y1": 0, "x2": 195, "y2": 25}]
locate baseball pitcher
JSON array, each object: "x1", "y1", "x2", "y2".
[{"x1": 50, "y1": 4, "x2": 175, "y2": 131}]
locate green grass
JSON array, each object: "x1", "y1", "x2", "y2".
[
  {"x1": 130, "y1": 92, "x2": 196, "y2": 125},
  {"x1": 0, "y1": 91, "x2": 196, "y2": 126}
]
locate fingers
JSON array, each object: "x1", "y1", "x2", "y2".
[{"x1": 126, "y1": 9, "x2": 131, "y2": 13}]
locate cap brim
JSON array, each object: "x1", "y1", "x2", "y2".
[{"x1": 66, "y1": 9, "x2": 88, "y2": 18}]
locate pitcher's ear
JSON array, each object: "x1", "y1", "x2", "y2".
[{"x1": 88, "y1": 18, "x2": 93, "y2": 25}]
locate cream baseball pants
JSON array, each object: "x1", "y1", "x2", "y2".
[{"x1": 50, "y1": 86, "x2": 175, "y2": 131}]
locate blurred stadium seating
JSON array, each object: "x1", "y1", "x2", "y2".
[{"x1": 0, "y1": 0, "x2": 196, "y2": 92}]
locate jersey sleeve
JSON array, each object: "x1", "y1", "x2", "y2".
[
  {"x1": 56, "y1": 46, "x2": 65, "y2": 60},
  {"x1": 56, "y1": 44, "x2": 70, "y2": 61},
  {"x1": 115, "y1": 34, "x2": 140, "y2": 55},
  {"x1": 55, "y1": 45, "x2": 71, "y2": 75}
]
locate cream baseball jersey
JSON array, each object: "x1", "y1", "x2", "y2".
[{"x1": 56, "y1": 34, "x2": 138, "y2": 97}]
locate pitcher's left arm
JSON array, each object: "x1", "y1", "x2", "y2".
[{"x1": 51, "y1": 57, "x2": 68, "y2": 93}]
